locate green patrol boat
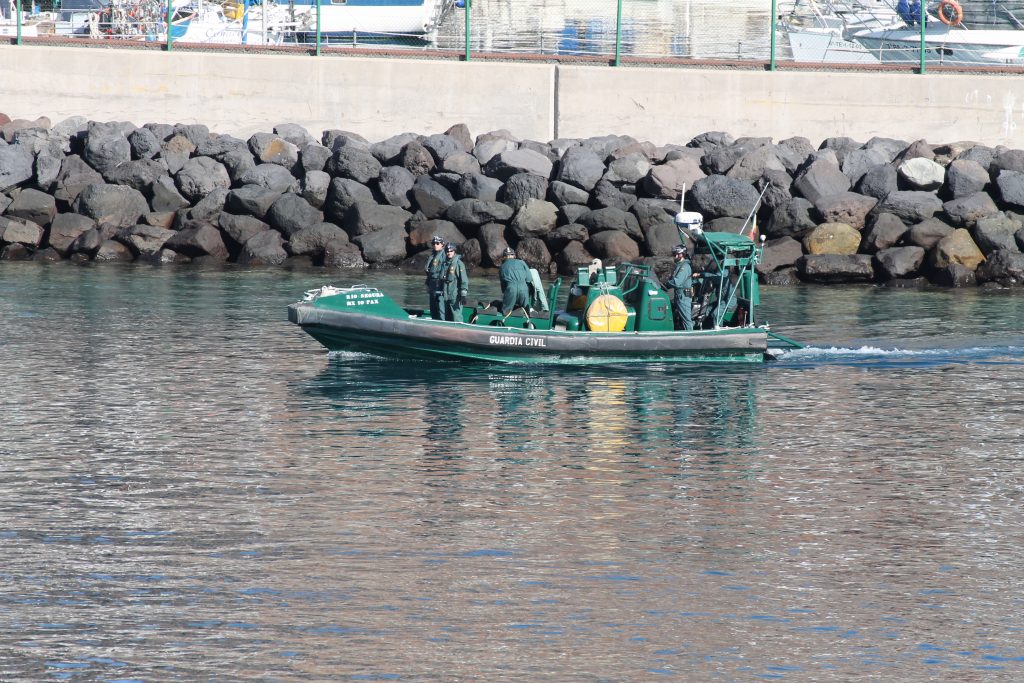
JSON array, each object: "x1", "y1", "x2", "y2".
[{"x1": 288, "y1": 212, "x2": 802, "y2": 364}]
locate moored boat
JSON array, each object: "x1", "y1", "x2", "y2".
[{"x1": 288, "y1": 212, "x2": 803, "y2": 365}]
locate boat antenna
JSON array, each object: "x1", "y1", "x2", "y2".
[{"x1": 740, "y1": 183, "x2": 771, "y2": 235}]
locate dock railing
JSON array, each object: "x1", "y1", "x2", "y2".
[{"x1": 4, "y1": 0, "x2": 1024, "y2": 74}]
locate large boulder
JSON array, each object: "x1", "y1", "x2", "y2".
[
  {"x1": 288, "y1": 223, "x2": 348, "y2": 258},
  {"x1": 757, "y1": 236, "x2": 804, "y2": 274},
  {"x1": 226, "y1": 185, "x2": 282, "y2": 219},
  {"x1": 995, "y1": 169, "x2": 1024, "y2": 209},
  {"x1": 353, "y1": 225, "x2": 408, "y2": 264},
  {"x1": 327, "y1": 145, "x2": 382, "y2": 183},
  {"x1": 164, "y1": 221, "x2": 229, "y2": 261},
  {"x1": 455, "y1": 173, "x2": 502, "y2": 201},
  {"x1": 496, "y1": 173, "x2": 546, "y2": 213},
  {"x1": 586, "y1": 229, "x2": 640, "y2": 262},
  {"x1": 344, "y1": 201, "x2": 411, "y2": 237},
  {"x1": 511, "y1": 199, "x2": 558, "y2": 239},
  {"x1": 324, "y1": 178, "x2": 375, "y2": 223},
  {"x1": 906, "y1": 217, "x2": 955, "y2": 249},
  {"x1": 73, "y1": 183, "x2": 150, "y2": 228},
  {"x1": 5, "y1": 188, "x2": 57, "y2": 227},
  {"x1": 689, "y1": 174, "x2": 762, "y2": 219},
  {"x1": 219, "y1": 213, "x2": 270, "y2": 254},
  {"x1": 942, "y1": 192, "x2": 999, "y2": 229},
  {"x1": 929, "y1": 228, "x2": 986, "y2": 271},
  {"x1": 515, "y1": 236, "x2": 552, "y2": 271},
  {"x1": 104, "y1": 159, "x2": 168, "y2": 194},
  {"x1": 267, "y1": 193, "x2": 324, "y2": 238},
  {"x1": 793, "y1": 157, "x2": 851, "y2": 204},
  {"x1": 975, "y1": 248, "x2": 1024, "y2": 285},
  {"x1": 175, "y1": 156, "x2": 231, "y2": 202},
  {"x1": 578, "y1": 207, "x2": 642, "y2": 241},
  {"x1": 797, "y1": 254, "x2": 874, "y2": 282},
  {"x1": 556, "y1": 145, "x2": 606, "y2": 191},
  {"x1": 47, "y1": 213, "x2": 96, "y2": 256},
  {"x1": 397, "y1": 140, "x2": 436, "y2": 176},
  {"x1": 445, "y1": 198, "x2": 513, "y2": 227},
  {"x1": 860, "y1": 213, "x2": 908, "y2": 253},
  {"x1": 971, "y1": 213, "x2": 1022, "y2": 255},
  {"x1": 237, "y1": 164, "x2": 298, "y2": 194},
  {"x1": 856, "y1": 163, "x2": 898, "y2": 200},
  {"x1": 873, "y1": 190, "x2": 943, "y2": 224},
  {"x1": 83, "y1": 122, "x2": 130, "y2": 173},
  {"x1": 874, "y1": 246, "x2": 925, "y2": 280},
  {"x1": 765, "y1": 197, "x2": 816, "y2": 238},
  {"x1": 555, "y1": 240, "x2": 594, "y2": 275},
  {"x1": 642, "y1": 156, "x2": 705, "y2": 199},
  {"x1": 814, "y1": 192, "x2": 877, "y2": 230},
  {"x1": 484, "y1": 148, "x2": 553, "y2": 181},
  {"x1": 0, "y1": 216, "x2": 44, "y2": 247},
  {"x1": 411, "y1": 176, "x2": 455, "y2": 219},
  {"x1": 237, "y1": 229, "x2": 288, "y2": 266},
  {"x1": 301, "y1": 169, "x2": 331, "y2": 209},
  {"x1": 803, "y1": 222, "x2": 862, "y2": 255},
  {"x1": 377, "y1": 166, "x2": 415, "y2": 209},
  {"x1": 945, "y1": 159, "x2": 989, "y2": 198},
  {"x1": 605, "y1": 153, "x2": 652, "y2": 186},
  {"x1": 897, "y1": 157, "x2": 945, "y2": 191},
  {"x1": 0, "y1": 144, "x2": 35, "y2": 191},
  {"x1": 117, "y1": 224, "x2": 175, "y2": 260},
  {"x1": 248, "y1": 134, "x2": 300, "y2": 168}
]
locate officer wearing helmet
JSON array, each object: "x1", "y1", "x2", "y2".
[
  {"x1": 498, "y1": 246, "x2": 532, "y2": 316},
  {"x1": 424, "y1": 235, "x2": 446, "y2": 319},
  {"x1": 665, "y1": 244, "x2": 694, "y2": 330},
  {"x1": 441, "y1": 242, "x2": 469, "y2": 322}
]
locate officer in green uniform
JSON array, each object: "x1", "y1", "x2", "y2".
[
  {"x1": 498, "y1": 246, "x2": 532, "y2": 315},
  {"x1": 424, "y1": 235, "x2": 447, "y2": 320},
  {"x1": 665, "y1": 244, "x2": 694, "y2": 330},
  {"x1": 441, "y1": 242, "x2": 469, "y2": 322}
]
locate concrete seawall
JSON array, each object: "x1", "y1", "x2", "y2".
[{"x1": 3, "y1": 44, "x2": 1024, "y2": 147}]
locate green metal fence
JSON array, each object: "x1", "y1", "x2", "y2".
[{"x1": 4, "y1": 0, "x2": 1024, "y2": 73}]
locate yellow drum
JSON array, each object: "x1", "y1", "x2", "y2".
[{"x1": 585, "y1": 294, "x2": 629, "y2": 332}]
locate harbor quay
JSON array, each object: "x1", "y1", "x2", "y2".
[{"x1": 1, "y1": 45, "x2": 1024, "y2": 287}]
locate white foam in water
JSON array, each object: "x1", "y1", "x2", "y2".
[{"x1": 779, "y1": 345, "x2": 1024, "y2": 363}]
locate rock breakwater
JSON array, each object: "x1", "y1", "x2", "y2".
[{"x1": 2, "y1": 112, "x2": 1024, "y2": 287}]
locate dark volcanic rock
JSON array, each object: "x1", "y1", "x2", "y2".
[
  {"x1": 690, "y1": 175, "x2": 762, "y2": 219},
  {"x1": 874, "y1": 246, "x2": 925, "y2": 280},
  {"x1": 797, "y1": 254, "x2": 875, "y2": 282}
]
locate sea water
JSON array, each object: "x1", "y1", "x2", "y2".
[{"x1": 1, "y1": 262, "x2": 1023, "y2": 681}]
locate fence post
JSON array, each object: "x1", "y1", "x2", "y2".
[
  {"x1": 166, "y1": 0, "x2": 173, "y2": 51},
  {"x1": 614, "y1": 0, "x2": 623, "y2": 66},
  {"x1": 464, "y1": 0, "x2": 471, "y2": 61},
  {"x1": 769, "y1": 0, "x2": 777, "y2": 71},
  {"x1": 16, "y1": 0, "x2": 22, "y2": 45},
  {"x1": 919, "y1": 3, "x2": 926, "y2": 74},
  {"x1": 316, "y1": 0, "x2": 322, "y2": 56}
]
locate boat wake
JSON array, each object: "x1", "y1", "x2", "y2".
[{"x1": 776, "y1": 344, "x2": 1024, "y2": 367}]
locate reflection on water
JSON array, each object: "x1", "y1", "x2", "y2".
[
  {"x1": 1, "y1": 263, "x2": 1023, "y2": 680},
  {"x1": 434, "y1": 0, "x2": 773, "y2": 59}
]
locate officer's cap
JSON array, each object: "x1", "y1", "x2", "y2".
[
  {"x1": 503, "y1": 247, "x2": 516, "y2": 258},
  {"x1": 431, "y1": 235, "x2": 444, "y2": 245},
  {"x1": 672, "y1": 245, "x2": 688, "y2": 256},
  {"x1": 445, "y1": 242, "x2": 457, "y2": 252}
]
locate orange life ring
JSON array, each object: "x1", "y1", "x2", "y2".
[{"x1": 938, "y1": 0, "x2": 963, "y2": 26}]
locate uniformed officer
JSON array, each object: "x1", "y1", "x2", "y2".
[
  {"x1": 666, "y1": 244, "x2": 694, "y2": 331},
  {"x1": 498, "y1": 246, "x2": 532, "y2": 315},
  {"x1": 441, "y1": 242, "x2": 469, "y2": 322},
  {"x1": 424, "y1": 235, "x2": 447, "y2": 320}
]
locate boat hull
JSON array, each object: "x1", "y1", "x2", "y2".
[{"x1": 289, "y1": 302, "x2": 769, "y2": 364}]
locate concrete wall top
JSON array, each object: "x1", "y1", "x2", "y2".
[
  {"x1": 0, "y1": 45, "x2": 556, "y2": 142},
  {"x1": 4, "y1": 44, "x2": 1024, "y2": 150},
  {"x1": 555, "y1": 65, "x2": 1024, "y2": 149}
]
